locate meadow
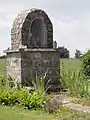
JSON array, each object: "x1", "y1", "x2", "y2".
[
  {"x1": 60, "y1": 58, "x2": 82, "y2": 72},
  {"x1": 0, "y1": 58, "x2": 6, "y2": 75}
]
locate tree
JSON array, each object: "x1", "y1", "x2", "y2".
[
  {"x1": 75, "y1": 49, "x2": 82, "y2": 58},
  {"x1": 57, "y1": 46, "x2": 69, "y2": 58}
]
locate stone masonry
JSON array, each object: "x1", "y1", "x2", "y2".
[{"x1": 11, "y1": 8, "x2": 53, "y2": 49}]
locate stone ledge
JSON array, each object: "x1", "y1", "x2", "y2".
[
  {"x1": 5, "y1": 48, "x2": 57, "y2": 53},
  {"x1": 24, "y1": 48, "x2": 56, "y2": 52}
]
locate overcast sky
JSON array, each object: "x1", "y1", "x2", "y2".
[{"x1": 0, "y1": 0, "x2": 90, "y2": 57}]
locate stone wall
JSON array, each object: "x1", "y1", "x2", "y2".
[
  {"x1": 6, "y1": 49, "x2": 60, "y2": 89},
  {"x1": 21, "y1": 49, "x2": 60, "y2": 89},
  {"x1": 6, "y1": 52, "x2": 21, "y2": 84}
]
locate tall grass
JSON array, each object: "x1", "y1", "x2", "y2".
[
  {"x1": 60, "y1": 61, "x2": 90, "y2": 98},
  {"x1": 25, "y1": 71, "x2": 51, "y2": 94},
  {"x1": 0, "y1": 75, "x2": 15, "y2": 91},
  {"x1": 31, "y1": 74, "x2": 45, "y2": 94}
]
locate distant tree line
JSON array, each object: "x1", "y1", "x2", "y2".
[
  {"x1": 57, "y1": 46, "x2": 69, "y2": 58},
  {"x1": 74, "y1": 49, "x2": 82, "y2": 58},
  {"x1": 56, "y1": 47, "x2": 83, "y2": 59}
]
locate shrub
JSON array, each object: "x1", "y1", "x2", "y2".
[
  {"x1": 0, "y1": 74, "x2": 46, "y2": 110},
  {"x1": 81, "y1": 50, "x2": 90, "y2": 78},
  {"x1": 0, "y1": 89, "x2": 19, "y2": 106},
  {"x1": 0, "y1": 88, "x2": 45, "y2": 110}
]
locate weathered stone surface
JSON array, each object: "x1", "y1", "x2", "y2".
[
  {"x1": 6, "y1": 49, "x2": 60, "y2": 88},
  {"x1": 6, "y1": 8, "x2": 60, "y2": 90},
  {"x1": 21, "y1": 49, "x2": 60, "y2": 87},
  {"x1": 6, "y1": 52, "x2": 21, "y2": 84},
  {"x1": 11, "y1": 9, "x2": 53, "y2": 49}
]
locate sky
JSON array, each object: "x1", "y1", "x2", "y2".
[{"x1": 0, "y1": 0, "x2": 90, "y2": 57}]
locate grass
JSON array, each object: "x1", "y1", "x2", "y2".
[
  {"x1": 61, "y1": 58, "x2": 82, "y2": 72},
  {"x1": 0, "y1": 59, "x2": 6, "y2": 75},
  {"x1": 71, "y1": 97, "x2": 90, "y2": 106},
  {"x1": 0, "y1": 106, "x2": 90, "y2": 120},
  {"x1": 0, "y1": 106, "x2": 54, "y2": 120},
  {"x1": 55, "y1": 106, "x2": 90, "y2": 120}
]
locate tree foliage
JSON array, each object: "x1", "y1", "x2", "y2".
[
  {"x1": 81, "y1": 50, "x2": 90, "y2": 78},
  {"x1": 75, "y1": 49, "x2": 82, "y2": 58},
  {"x1": 57, "y1": 46, "x2": 69, "y2": 58}
]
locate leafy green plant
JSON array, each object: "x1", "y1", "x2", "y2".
[
  {"x1": 0, "y1": 75, "x2": 15, "y2": 90},
  {"x1": 7, "y1": 75, "x2": 15, "y2": 88},
  {"x1": 0, "y1": 74, "x2": 46, "y2": 110},
  {"x1": 31, "y1": 74, "x2": 45, "y2": 94},
  {"x1": 81, "y1": 50, "x2": 90, "y2": 78},
  {"x1": 60, "y1": 61, "x2": 90, "y2": 98},
  {"x1": 0, "y1": 88, "x2": 45, "y2": 110},
  {"x1": 0, "y1": 89, "x2": 19, "y2": 106},
  {"x1": 0, "y1": 75, "x2": 7, "y2": 89},
  {"x1": 25, "y1": 71, "x2": 51, "y2": 94}
]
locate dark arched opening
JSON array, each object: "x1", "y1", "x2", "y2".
[{"x1": 28, "y1": 18, "x2": 47, "y2": 48}]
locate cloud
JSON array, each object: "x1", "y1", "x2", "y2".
[{"x1": 52, "y1": 16, "x2": 90, "y2": 57}]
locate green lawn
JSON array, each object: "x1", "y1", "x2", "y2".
[
  {"x1": 0, "y1": 106, "x2": 54, "y2": 120},
  {"x1": 0, "y1": 59, "x2": 6, "y2": 75},
  {"x1": 0, "y1": 106, "x2": 90, "y2": 120},
  {"x1": 61, "y1": 58, "x2": 82, "y2": 72}
]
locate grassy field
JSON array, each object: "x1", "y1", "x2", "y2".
[
  {"x1": 60, "y1": 58, "x2": 82, "y2": 72},
  {"x1": 0, "y1": 58, "x2": 6, "y2": 75}
]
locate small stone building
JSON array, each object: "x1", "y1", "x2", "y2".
[{"x1": 6, "y1": 8, "x2": 60, "y2": 89}]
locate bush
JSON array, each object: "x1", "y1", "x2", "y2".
[
  {"x1": 0, "y1": 75, "x2": 46, "y2": 110},
  {"x1": 81, "y1": 50, "x2": 90, "y2": 78},
  {"x1": 0, "y1": 88, "x2": 45, "y2": 110}
]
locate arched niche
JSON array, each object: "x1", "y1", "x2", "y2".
[
  {"x1": 11, "y1": 9, "x2": 53, "y2": 50},
  {"x1": 28, "y1": 18, "x2": 47, "y2": 48}
]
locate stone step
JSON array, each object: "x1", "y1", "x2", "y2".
[{"x1": 64, "y1": 103, "x2": 90, "y2": 113}]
